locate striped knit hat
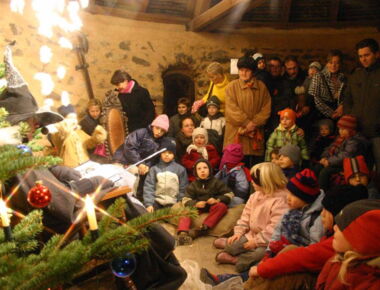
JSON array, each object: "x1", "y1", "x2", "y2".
[
  {"x1": 287, "y1": 169, "x2": 320, "y2": 203},
  {"x1": 337, "y1": 115, "x2": 357, "y2": 131},
  {"x1": 343, "y1": 155, "x2": 369, "y2": 182}
]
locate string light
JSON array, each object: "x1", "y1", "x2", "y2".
[{"x1": 56, "y1": 65, "x2": 67, "y2": 79}]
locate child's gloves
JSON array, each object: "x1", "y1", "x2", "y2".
[{"x1": 268, "y1": 236, "x2": 291, "y2": 254}]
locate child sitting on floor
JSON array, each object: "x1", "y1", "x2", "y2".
[
  {"x1": 269, "y1": 148, "x2": 280, "y2": 166},
  {"x1": 265, "y1": 108, "x2": 309, "y2": 163},
  {"x1": 309, "y1": 119, "x2": 336, "y2": 164},
  {"x1": 277, "y1": 144, "x2": 302, "y2": 179},
  {"x1": 181, "y1": 127, "x2": 220, "y2": 182},
  {"x1": 316, "y1": 199, "x2": 380, "y2": 289},
  {"x1": 177, "y1": 159, "x2": 234, "y2": 245},
  {"x1": 215, "y1": 143, "x2": 251, "y2": 207},
  {"x1": 267, "y1": 169, "x2": 324, "y2": 258},
  {"x1": 143, "y1": 137, "x2": 188, "y2": 212},
  {"x1": 343, "y1": 155, "x2": 370, "y2": 187},
  {"x1": 213, "y1": 162, "x2": 289, "y2": 273}
]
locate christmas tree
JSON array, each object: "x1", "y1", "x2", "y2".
[{"x1": 0, "y1": 112, "x2": 196, "y2": 289}]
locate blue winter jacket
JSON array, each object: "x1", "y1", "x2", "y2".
[
  {"x1": 215, "y1": 164, "x2": 250, "y2": 201},
  {"x1": 113, "y1": 126, "x2": 162, "y2": 166}
]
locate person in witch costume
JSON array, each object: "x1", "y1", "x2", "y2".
[{"x1": 0, "y1": 45, "x2": 114, "y2": 234}]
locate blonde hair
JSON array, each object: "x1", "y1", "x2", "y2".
[
  {"x1": 250, "y1": 162, "x2": 287, "y2": 195},
  {"x1": 87, "y1": 98, "x2": 102, "y2": 110},
  {"x1": 333, "y1": 251, "x2": 364, "y2": 285},
  {"x1": 206, "y1": 62, "x2": 224, "y2": 75}
]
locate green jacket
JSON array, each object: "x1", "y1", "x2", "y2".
[
  {"x1": 344, "y1": 61, "x2": 380, "y2": 138},
  {"x1": 265, "y1": 125, "x2": 309, "y2": 161}
]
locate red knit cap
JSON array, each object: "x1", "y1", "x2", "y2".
[
  {"x1": 337, "y1": 115, "x2": 357, "y2": 131},
  {"x1": 286, "y1": 169, "x2": 320, "y2": 203},
  {"x1": 278, "y1": 108, "x2": 296, "y2": 123},
  {"x1": 335, "y1": 199, "x2": 380, "y2": 256},
  {"x1": 343, "y1": 155, "x2": 369, "y2": 182}
]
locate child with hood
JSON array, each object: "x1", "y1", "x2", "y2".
[
  {"x1": 215, "y1": 143, "x2": 251, "y2": 207},
  {"x1": 181, "y1": 127, "x2": 220, "y2": 182},
  {"x1": 177, "y1": 159, "x2": 234, "y2": 245}
]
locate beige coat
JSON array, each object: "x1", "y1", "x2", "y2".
[
  {"x1": 51, "y1": 122, "x2": 107, "y2": 168},
  {"x1": 224, "y1": 78, "x2": 271, "y2": 155}
]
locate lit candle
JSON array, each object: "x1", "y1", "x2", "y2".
[
  {"x1": 0, "y1": 199, "x2": 12, "y2": 241},
  {"x1": 85, "y1": 195, "x2": 98, "y2": 231},
  {"x1": 0, "y1": 199, "x2": 10, "y2": 227}
]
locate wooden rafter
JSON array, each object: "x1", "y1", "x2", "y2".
[
  {"x1": 193, "y1": 0, "x2": 212, "y2": 17},
  {"x1": 87, "y1": 4, "x2": 190, "y2": 25},
  {"x1": 187, "y1": 0, "x2": 267, "y2": 32}
]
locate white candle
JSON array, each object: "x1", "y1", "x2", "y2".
[
  {"x1": 0, "y1": 200, "x2": 10, "y2": 227},
  {"x1": 85, "y1": 195, "x2": 98, "y2": 231}
]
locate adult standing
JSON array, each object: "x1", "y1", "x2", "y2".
[
  {"x1": 224, "y1": 54, "x2": 271, "y2": 168},
  {"x1": 192, "y1": 62, "x2": 229, "y2": 114},
  {"x1": 309, "y1": 50, "x2": 346, "y2": 120},
  {"x1": 344, "y1": 38, "x2": 380, "y2": 187},
  {"x1": 284, "y1": 55, "x2": 307, "y2": 95},
  {"x1": 265, "y1": 57, "x2": 294, "y2": 137},
  {"x1": 110, "y1": 70, "x2": 155, "y2": 133}
]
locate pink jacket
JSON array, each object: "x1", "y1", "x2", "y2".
[{"x1": 234, "y1": 189, "x2": 289, "y2": 246}]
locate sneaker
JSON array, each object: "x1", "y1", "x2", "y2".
[
  {"x1": 200, "y1": 268, "x2": 219, "y2": 286},
  {"x1": 177, "y1": 231, "x2": 193, "y2": 246}
]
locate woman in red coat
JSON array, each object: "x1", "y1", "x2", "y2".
[{"x1": 181, "y1": 127, "x2": 220, "y2": 182}]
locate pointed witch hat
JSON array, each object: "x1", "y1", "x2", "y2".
[{"x1": 0, "y1": 45, "x2": 63, "y2": 126}]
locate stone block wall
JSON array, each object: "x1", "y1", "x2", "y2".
[{"x1": 0, "y1": 1, "x2": 379, "y2": 115}]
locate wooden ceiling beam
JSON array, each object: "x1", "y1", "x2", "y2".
[
  {"x1": 187, "y1": 0, "x2": 267, "y2": 32},
  {"x1": 139, "y1": 0, "x2": 150, "y2": 13},
  {"x1": 237, "y1": 19, "x2": 380, "y2": 29},
  {"x1": 193, "y1": 0, "x2": 212, "y2": 17},
  {"x1": 87, "y1": 5, "x2": 191, "y2": 25}
]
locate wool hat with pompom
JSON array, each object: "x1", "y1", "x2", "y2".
[
  {"x1": 151, "y1": 114, "x2": 169, "y2": 132},
  {"x1": 335, "y1": 199, "x2": 380, "y2": 256},
  {"x1": 159, "y1": 137, "x2": 176, "y2": 155},
  {"x1": 337, "y1": 115, "x2": 357, "y2": 131},
  {"x1": 192, "y1": 127, "x2": 208, "y2": 145},
  {"x1": 287, "y1": 169, "x2": 320, "y2": 203}
]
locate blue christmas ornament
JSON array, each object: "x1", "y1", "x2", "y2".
[
  {"x1": 17, "y1": 144, "x2": 32, "y2": 155},
  {"x1": 110, "y1": 253, "x2": 137, "y2": 278}
]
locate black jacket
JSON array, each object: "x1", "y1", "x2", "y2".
[
  {"x1": 117, "y1": 80, "x2": 155, "y2": 133},
  {"x1": 344, "y1": 61, "x2": 380, "y2": 138}
]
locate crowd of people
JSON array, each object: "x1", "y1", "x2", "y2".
[
  {"x1": 76, "y1": 37, "x2": 379, "y2": 289},
  {"x1": 9, "y1": 36, "x2": 377, "y2": 288}
]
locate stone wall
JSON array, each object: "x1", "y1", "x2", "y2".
[{"x1": 0, "y1": 1, "x2": 379, "y2": 114}]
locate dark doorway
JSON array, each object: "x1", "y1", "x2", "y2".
[{"x1": 162, "y1": 65, "x2": 195, "y2": 117}]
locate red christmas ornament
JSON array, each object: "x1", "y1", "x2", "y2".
[{"x1": 27, "y1": 181, "x2": 52, "y2": 208}]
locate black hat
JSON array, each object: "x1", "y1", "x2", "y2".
[
  {"x1": 237, "y1": 52, "x2": 256, "y2": 72},
  {"x1": 322, "y1": 184, "x2": 368, "y2": 216},
  {"x1": 159, "y1": 137, "x2": 176, "y2": 155},
  {"x1": 0, "y1": 46, "x2": 63, "y2": 126}
]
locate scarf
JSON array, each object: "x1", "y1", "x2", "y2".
[
  {"x1": 328, "y1": 131, "x2": 355, "y2": 156},
  {"x1": 280, "y1": 209, "x2": 309, "y2": 246},
  {"x1": 186, "y1": 144, "x2": 208, "y2": 159},
  {"x1": 119, "y1": 80, "x2": 135, "y2": 93}
]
